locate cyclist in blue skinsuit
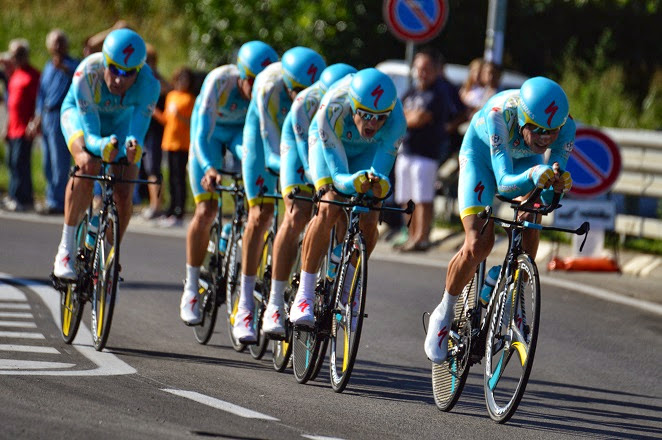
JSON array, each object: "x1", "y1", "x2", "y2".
[
  {"x1": 232, "y1": 47, "x2": 326, "y2": 343},
  {"x1": 53, "y1": 29, "x2": 160, "y2": 280},
  {"x1": 289, "y1": 68, "x2": 407, "y2": 327},
  {"x1": 179, "y1": 41, "x2": 278, "y2": 325},
  {"x1": 425, "y1": 77, "x2": 575, "y2": 363},
  {"x1": 262, "y1": 63, "x2": 357, "y2": 337}
]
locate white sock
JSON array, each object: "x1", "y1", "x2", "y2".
[
  {"x1": 60, "y1": 224, "x2": 76, "y2": 253},
  {"x1": 239, "y1": 274, "x2": 256, "y2": 312},
  {"x1": 441, "y1": 290, "x2": 458, "y2": 315},
  {"x1": 341, "y1": 263, "x2": 356, "y2": 304},
  {"x1": 184, "y1": 265, "x2": 201, "y2": 291},
  {"x1": 269, "y1": 279, "x2": 287, "y2": 307},
  {"x1": 297, "y1": 270, "x2": 317, "y2": 302}
]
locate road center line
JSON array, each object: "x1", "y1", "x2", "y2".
[{"x1": 162, "y1": 389, "x2": 279, "y2": 421}]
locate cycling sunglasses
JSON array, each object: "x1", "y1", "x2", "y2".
[
  {"x1": 355, "y1": 108, "x2": 391, "y2": 122},
  {"x1": 107, "y1": 62, "x2": 139, "y2": 78},
  {"x1": 527, "y1": 123, "x2": 561, "y2": 136}
]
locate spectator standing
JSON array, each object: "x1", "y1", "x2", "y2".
[
  {"x1": 394, "y1": 47, "x2": 451, "y2": 252},
  {"x1": 33, "y1": 29, "x2": 79, "y2": 215},
  {"x1": 459, "y1": 57, "x2": 485, "y2": 117},
  {"x1": 140, "y1": 43, "x2": 171, "y2": 220},
  {"x1": 160, "y1": 67, "x2": 195, "y2": 227},
  {"x1": 4, "y1": 39, "x2": 40, "y2": 212},
  {"x1": 475, "y1": 61, "x2": 503, "y2": 107}
]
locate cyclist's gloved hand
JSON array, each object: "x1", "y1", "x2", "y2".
[
  {"x1": 529, "y1": 165, "x2": 555, "y2": 189},
  {"x1": 353, "y1": 170, "x2": 390, "y2": 197},
  {"x1": 101, "y1": 135, "x2": 119, "y2": 162},
  {"x1": 560, "y1": 170, "x2": 572, "y2": 193},
  {"x1": 125, "y1": 136, "x2": 142, "y2": 165}
]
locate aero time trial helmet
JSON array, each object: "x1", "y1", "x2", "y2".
[
  {"x1": 349, "y1": 68, "x2": 397, "y2": 114},
  {"x1": 282, "y1": 47, "x2": 326, "y2": 91},
  {"x1": 102, "y1": 29, "x2": 146, "y2": 73},
  {"x1": 517, "y1": 76, "x2": 569, "y2": 130},
  {"x1": 319, "y1": 63, "x2": 357, "y2": 92},
  {"x1": 236, "y1": 41, "x2": 278, "y2": 80}
]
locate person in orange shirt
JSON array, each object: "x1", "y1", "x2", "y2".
[{"x1": 160, "y1": 67, "x2": 195, "y2": 227}]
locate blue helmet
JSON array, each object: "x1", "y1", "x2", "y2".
[
  {"x1": 236, "y1": 41, "x2": 278, "y2": 80},
  {"x1": 282, "y1": 46, "x2": 326, "y2": 90},
  {"x1": 517, "y1": 76, "x2": 569, "y2": 130},
  {"x1": 320, "y1": 63, "x2": 357, "y2": 92},
  {"x1": 349, "y1": 68, "x2": 397, "y2": 113},
  {"x1": 102, "y1": 29, "x2": 146, "y2": 70}
]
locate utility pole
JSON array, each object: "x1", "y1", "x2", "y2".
[{"x1": 484, "y1": 0, "x2": 507, "y2": 65}]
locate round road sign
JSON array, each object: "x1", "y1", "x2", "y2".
[
  {"x1": 566, "y1": 127, "x2": 622, "y2": 198},
  {"x1": 383, "y1": 0, "x2": 449, "y2": 43}
]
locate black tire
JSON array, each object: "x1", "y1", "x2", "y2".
[
  {"x1": 91, "y1": 206, "x2": 120, "y2": 351},
  {"x1": 249, "y1": 231, "x2": 273, "y2": 360},
  {"x1": 194, "y1": 222, "x2": 223, "y2": 345},
  {"x1": 225, "y1": 230, "x2": 246, "y2": 352},
  {"x1": 272, "y1": 250, "x2": 300, "y2": 372},
  {"x1": 329, "y1": 235, "x2": 367, "y2": 393},
  {"x1": 59, "y1": 214, "x2": 88, "y2": 344},
  {"x1": 432, "y1": 264, "x2": 481, "y2": 411},
  {"x1": 484, "y1": 254, "x2": 540, "y2": 424}
]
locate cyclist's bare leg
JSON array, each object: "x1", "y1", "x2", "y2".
[
  {"x1": 444, "y1": 214, "x2": 495, "y2": 297},
  {"x1": 358, "y1": 209, "x2": 380, "y2": 257},
  {"x1": 111, "y1": 163, "x2": 138, "y2": 242},
  {"x1": 300, "y1": 188, "x2": 343, "y2": 273},
  {"x1": 242, "y1": 203, "x2": 275, "y2": 276},
  {"x1": 186, "y1": 199, "x2": 218, "y2": 266},
  {"x1": 272, "y1": 196, "x2": 313, "y2": 281},
  {"x1": 64, "y1": 138, "x2": 101, "y2": 227}
]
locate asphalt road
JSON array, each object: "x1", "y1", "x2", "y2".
[{"x1": 1, "y1": 216, "x2": 661, "y2": 439}]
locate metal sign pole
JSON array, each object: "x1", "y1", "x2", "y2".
[
  {"x1": 405, "y1": 40, "x2": 415, "y2": 89},
  {"x1": 484, "y1": 0, "x2": 507, "y2": 64}
]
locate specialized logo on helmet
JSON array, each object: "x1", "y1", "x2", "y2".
[
  {"x1": 261, "y1": 57, "x2": 271, "y2": 67},
  {"x1": 307, "y1": 64, "x2": 318, "y2": 84},
  {"x1": 545, "y1": 101, "x2": 559, "y2": 127},
  {"x1": 122, "y1": 44, "x2": 135, "y2": 66},
  {"x1": 371, "y1": 84, "x2": 384, "y2": 108}
]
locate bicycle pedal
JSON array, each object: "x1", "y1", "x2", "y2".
[
  {"x1": 363, "y1": 313, "x2": 368, "y2": 318},
  {"x1": 118, "y1": 276, "x2": 125, "y2": 283}
]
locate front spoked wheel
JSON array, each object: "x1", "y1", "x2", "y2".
[
  {"x1": 91, "y1": 207, "x2": 120, "y2": 351},
  {"x1": 225, "y1": 234, "x2": 246, "y2": 352},
  {"x1": 194, "y1": 222, "x2": 223, "y2": 344},
  {"x1": 249, "y1": 231, "x2": 273, "y2": 360},
  {"x1": 60, "y1": 214, "x2": 89, "y2": 343},
  {"x1": 329, "y1": 236, "x2": 367, "y2": 393},
  {"x1": 432, "y1": 265, "x2": 480, "y2": 411},
  {"x1": 484, "y1": 254, "x2": 540, "y2": 423}
]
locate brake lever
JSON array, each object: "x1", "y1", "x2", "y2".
[{"x1": 578, "y1": 221, "x2": 590, "y2": 253}]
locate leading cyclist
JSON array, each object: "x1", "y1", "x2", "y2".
[
  {"x1": 52, "y1": 29, "x2": 160, "y2": 280},
  {"x1": 178, "y1": 41, "x2": 278, "y2": 325},
  {"x1": 262, "y1": 63, "x2": 357, "y2": 337},
  {"x1": 231, "y1": 47, "x2": 326, "y2": 343},
  {"x1": 289, "y1": 68, "x2": 407, "y2": 327},
  {"x1": 424, "y1": 76, "x2": 575, "y2": 363}
]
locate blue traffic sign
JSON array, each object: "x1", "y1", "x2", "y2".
[
  {"x1": 566, "y1": 127, "x2": 621, "y2": 198},
  {"x1": 383, "y1": 0, "x2": 448, "y2": 43}
]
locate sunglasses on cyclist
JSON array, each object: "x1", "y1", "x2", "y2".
[
  {"x1": 527, "y1": 123, "x2": 561, "y2": 136},
  {"x1": 107, "y1": 62, "x2": 139, "y2": 78},
  {"x1": 355, "y1": 109, "x2": 391, "y2": 122}
]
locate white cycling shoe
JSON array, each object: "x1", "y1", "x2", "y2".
[
  {"x1": 53, "y1": 247, "x2": 76, "y2": 280},
  {"x1": 232, "y1": 307, "x2": 257, "y2": 343},
  {"x1": 424, "y1": 302, "x2": 452, "y2": 364},
  {"x1": 262, "y1": 303, "x2": 286, "y2": 337},
  {"x1": 179, "y1": 285, "x2": 202, "y2": 325},
  {"x1": 289, "y1": 293, "x2": 315, "y2": 328}
]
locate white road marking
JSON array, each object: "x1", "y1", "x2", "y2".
[
  {"x1": 0, "y1": 344, "x2": 60, "y2": 354},
  {"x1": 0, "y1": 360, "x2": 75, "y2": 369},
  {"x1": 0, "y1": 331, "x2": 45, "y2": 339},
  {"x1": 302, "y1": 436, "x2": 347, "y2": 440},
  {"x1": 0, "y1": 312, "x2": 33, "y2": 318},
  {"x1": 162, "y1": 389, "x2": 280, "y2": 421},
  {"x1": 0, "y1": 289, "x2": 27, "y2": 301},
  {"x1": 0, "y1": 320, "x2": 37, "y2": 328},
  {"x1": 0, "y1": 303, "x2": 30, "y2": 310},
  {"x1": 0, "y1": 275, "x2": 136, "y2": 376}
]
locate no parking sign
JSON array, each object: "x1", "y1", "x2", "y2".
[
  {"x1": 566, "y1": 127, "x2": 622, "y2": 198},
  {"x1": 383, "y1": 0, "x2": 449, "y2": 43}
]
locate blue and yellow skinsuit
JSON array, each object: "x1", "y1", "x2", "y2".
[
  {"x1": 458, "y1": 90, "x2": 576, "y2": 218},
  {"x1": 60, "y1": 52, "x2": 160, "y2": 163},
  {"x1": 188, "y1": 65, "x2": 250, "y2": 203},
  {"x1": 242, "y1": 62, "x2": 293, "y2": 205},
  {"x1": 279, "y1": 79, "x2": 328, "y2": 197},
  {"x1": 308, "y1": 75, "x2": 407, "y2": 196}
]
